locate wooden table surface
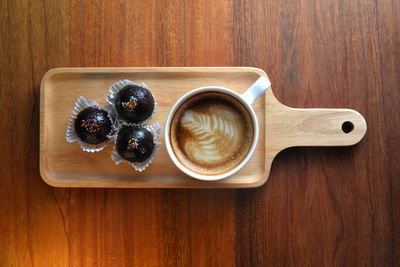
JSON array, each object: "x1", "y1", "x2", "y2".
[{"x1": 1, "y1": 0, "x2": 399, "y2": 266}]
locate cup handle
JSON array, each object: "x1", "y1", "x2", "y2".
[{"x1": 241, "y1": 76, "x2": 271, "y2": 105}]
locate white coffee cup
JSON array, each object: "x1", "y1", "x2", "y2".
[{"x1": 164, "y1": 76, "x2": 271, "y2": 181}]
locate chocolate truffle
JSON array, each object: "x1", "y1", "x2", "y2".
[
  {"x1": 115, "y1": 84, "x2": 155, "y2": 123},
  {"x1": 74, "y1": 107, "x2": 112, "y2": 144},
  {"x1": 116, "y1": 126, "x2": 155, "y2": 163}
]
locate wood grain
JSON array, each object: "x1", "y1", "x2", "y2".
[
  {"x1": 1, "y1": 0, "x2": 398, "y2": 266},
  {"x1": 69, "y1": 0, "x2": 235, "y2": 266},
  {"x1": 0, "y1": 0, "x2": 69, "y2": 266},
  {"x1": 234, "y1": 0, "x2": 399, "y2": 266}
]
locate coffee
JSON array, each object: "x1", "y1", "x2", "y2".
[{"x1": 170, "y1": 92, "x2": 254, "y2": 175}]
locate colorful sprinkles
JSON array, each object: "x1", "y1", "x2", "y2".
[
  {"x1": 127, "y1": 137, "x2": 139, "y2": 151},
  {"x1": 73, "y1": 108, "x2": 84, "y2": 123},
  {"x1": 81, "y1": 118, "x2": 100, "y2": 133},
  {"x1": 121, "y1": 96, "x2": 138, "y2": 112},
  {"x1": 73, "y1": 107, "x2": 100, "y2": 123}
]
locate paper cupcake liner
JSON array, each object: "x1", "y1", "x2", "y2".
[
  {"x1": 111, "y1": 123, "x2": 162, "y2": 172},
  {"x1": 106, "y1": 79, "x2": 158, "y2": 125},
  {"x1": 65, "y1": 96, "x2": 116, "y2": 153}
]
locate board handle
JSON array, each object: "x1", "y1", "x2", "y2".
[{"x1": 267, "y1": 105, "x2": 367, "y2": 149}]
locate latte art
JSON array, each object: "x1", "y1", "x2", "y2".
[
  {"x1": 170, "y1": 92, "x2": 253, "y2": 175},
  {"x1": 180, "y1": 108, "x2": 242, "y2": 165}
]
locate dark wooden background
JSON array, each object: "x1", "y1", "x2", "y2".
[{"x1": 1, "y1": 0, "x2": 399, "y2": 266}]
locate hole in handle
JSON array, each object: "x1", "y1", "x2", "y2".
[{"x1": 342, "y1": 121, "x2": 354, "y2": 134}]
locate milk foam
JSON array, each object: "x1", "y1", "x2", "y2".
[
  {"x1": 170, "y1": 92, "x2": 253, "y2": 175},
  {"x1": 180, "y1": 107, "x2": 242, "y2": 165}
]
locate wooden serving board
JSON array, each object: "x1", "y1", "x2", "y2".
[{"x1": 40, "y1": 67, "x2": 367, "y2": 188}]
